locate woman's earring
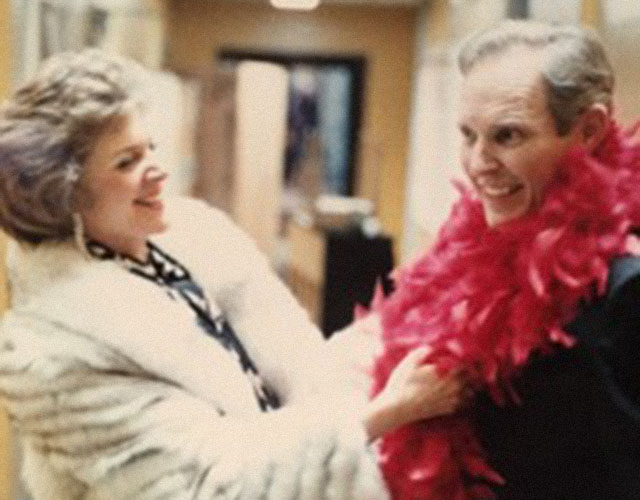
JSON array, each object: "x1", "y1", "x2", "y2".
[{"x1": 72, "y1": 212, "x2": 90, "y2": 259}]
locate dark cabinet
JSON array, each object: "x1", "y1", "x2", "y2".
[{"x1": 288, "y1": 222, "x2": 393, "y2": 336}]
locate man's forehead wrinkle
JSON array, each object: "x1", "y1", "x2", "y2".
[
  {"x1": 460, "y1": 81, "x2": 543, "y2": 124},
  {"x1": 459, "y1": 49, "x2": 550, "y2": 126}
]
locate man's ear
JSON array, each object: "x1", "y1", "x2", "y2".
[{"x1": 578, "y1": 103, "x2": 611, "y2": 152}]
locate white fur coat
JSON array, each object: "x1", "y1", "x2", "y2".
[{"x1": 0, "y1": 198, "x2": 387, "y2": 500}]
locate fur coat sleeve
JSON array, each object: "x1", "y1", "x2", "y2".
[{"x1": 0, "y1": 197, "x2": 388, "y2": 500}]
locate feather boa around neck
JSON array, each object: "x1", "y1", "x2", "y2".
[{"x1": 369, "y1": 123, "x2": 640, "y2": 500}]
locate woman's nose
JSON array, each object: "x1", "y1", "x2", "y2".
[{"x1": 143, "y1": 166, "x2": 168, "y2": 184}]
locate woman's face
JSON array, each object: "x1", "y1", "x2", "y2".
[{"x1": 79, "y1": 111, "x2": 169, "y2": 253}]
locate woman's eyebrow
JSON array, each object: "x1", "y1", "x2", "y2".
[{"x1": 112, "y1": 141, "x2": 147, "y2": 156}]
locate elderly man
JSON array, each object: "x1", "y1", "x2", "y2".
[{"x1": 370, "y1": 21, "x2": 640, "y2": 500}]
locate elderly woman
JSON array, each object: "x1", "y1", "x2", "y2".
[
  {"x1": 0, "y1": 50, "x2": 463, "y2": 500},
  {"x1": 370, "y1": 21, "x2": 640, "y2": 500}
]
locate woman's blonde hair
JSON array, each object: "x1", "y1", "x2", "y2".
[{"x1": 0, "y1": 49, "x2": 145, "y2": 243}]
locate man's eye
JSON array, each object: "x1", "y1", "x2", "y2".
[
  {"x1": 494, "y1": 127, "x2": 523, "y2": 146},
  {"x1": 460, "y1": 126, "x2": 477, "y2": 145}
]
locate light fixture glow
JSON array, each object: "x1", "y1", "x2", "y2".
[{"x1": 270, "y1": 0, "x2": 320, "y2": 11}]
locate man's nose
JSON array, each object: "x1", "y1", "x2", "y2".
[{"x1": 467, "y1": 140, "x2": 498, "y2": 175}]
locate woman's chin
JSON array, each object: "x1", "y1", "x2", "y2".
[
  {"x1": 137, "y1": 217, "x2": 169, "y2": 237},
  {"x1": 149, "y1": 219, "x2": 169, "y2": 235}
]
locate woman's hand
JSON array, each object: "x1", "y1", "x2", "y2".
[{"x1": 364, "y1": 347, "x2": 466, "y2": 441}]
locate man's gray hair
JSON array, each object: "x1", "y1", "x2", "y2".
[
  {"x1": 0, "y1": 49, "x2": 145, "y2": 243},
  {"x1": 458, "y1": 20, "x2": 614, "y2": 135}
]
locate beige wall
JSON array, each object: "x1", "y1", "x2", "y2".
[
  {"x1": 0, "y1": 0, "x2": 12, "y2": 497},
  {"x1": 164, "y1": 0, "x2": 415, "y2": 251}
]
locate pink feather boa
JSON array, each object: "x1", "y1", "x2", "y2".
[{"x1": 369, "y1": 123, "x2": 640, "y2": 500}]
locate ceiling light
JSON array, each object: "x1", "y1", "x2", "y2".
[{"x1": 270, "y1": 0, "x2": 320, "y2": 11}]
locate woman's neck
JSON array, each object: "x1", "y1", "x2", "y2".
[{"x1": 86, "y1": 232, "x2": 149, "y2": 263}]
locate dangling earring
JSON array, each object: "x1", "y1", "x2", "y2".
[{"x1": 72, "y1": 212, "x2": 90, "y2": 259}]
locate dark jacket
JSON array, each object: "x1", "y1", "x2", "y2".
[{"x1": 476, "y1": 256, "x2": 640, "y2": 500}]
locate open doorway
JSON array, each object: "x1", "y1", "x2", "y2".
[
  {"x1": 214, "y1": 50, "x2": 366, "y2": 269},
  {"x1": 218, "y1": 50, "x2": 365, "y2": 207}
]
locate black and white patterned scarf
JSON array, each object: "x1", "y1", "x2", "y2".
[{"x1": 86, "y1": 239, "x2": 281, "y2": 412}]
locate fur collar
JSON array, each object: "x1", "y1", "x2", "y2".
[{"x1": 6, "y1": 198, "x2": 268, "y2": 418}]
